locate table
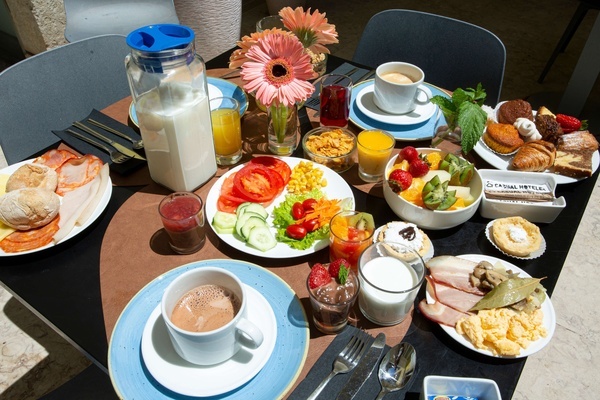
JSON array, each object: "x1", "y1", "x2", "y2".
[{"x1": 0, "y1": 52, "x2": 597, "y2": 399}]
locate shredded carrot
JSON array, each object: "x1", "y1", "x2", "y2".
[{"x1": 298, "y1": 198, "x2": 342, "y2": 229}]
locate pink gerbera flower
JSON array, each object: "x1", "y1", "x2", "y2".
[
  {"x1": 240, "y1": 33, "x2": 316, "y2": 108},
  {"x1": 279, "y1": 7, "x2": 339, "y2": 54},
  {"x1": 228, "y1": 28, "x2": 292, "y2": 69}
]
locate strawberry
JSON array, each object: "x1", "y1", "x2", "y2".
[
  {"x1": 388, "y1": 169, "x2": 413, "y2": 193},
  {"x1": 409, "y1": 158, "x2": 430, "y2": 178},
  {"x1": 399, "y1": 146, "x2": 419, "y2": 163},
  {"x1": 556, "y1": 114, "x2": 586, "y2": 133},
  {"x1": 308, "y1": 263, "x2": 331, "y2": 289},
  {"x1": 328, "y1": 258, "x2": 350, "y2": 284}
]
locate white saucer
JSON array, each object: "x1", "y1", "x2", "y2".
[
  {"x1": 355, "y1": 82, "x2": 435, "y2": 125},
  {"x1": 141, "y1": 285, "x2": 277, "y2": 397}
]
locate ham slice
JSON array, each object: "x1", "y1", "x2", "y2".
[
  {"x1": 77, "y1": 164, "x2": 109, "y2": 225},
  {"x1": 418, "y1": 299, "x2": 470, "y2": 327},
  {"x1": 426, "y1": 276, "x2": 483, "y2": 313},
  {"x1": 426, "y1": 256, "x2": 486, "y2": 295},
  {"x1": 34, "y1": 149, "x2": 77, "y2": 170},
  {"x1": 55, "y1": 154, "x2": 103, "y2": 195}
]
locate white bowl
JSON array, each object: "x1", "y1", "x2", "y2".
[
  {"x1": 478, "y1": 169, "x2": 566, "y2": 223},
  {"x1": 383, "y1": 149, "x2": 483, "y2": 230},
  {"x1": 422, "y1": 375, "x2": 501, "y2": 400}
]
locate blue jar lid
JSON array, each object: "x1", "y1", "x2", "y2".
[{"x1": 126, "y1": 24, "x2": 195, "y2": 52}]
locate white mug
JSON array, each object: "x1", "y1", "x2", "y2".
[
  {"x1": 373, "y1": 62, "x2": 431, "y2": 114},
  {"x1": 161, "y1": 267, "x2": 264, "y2": 365}
]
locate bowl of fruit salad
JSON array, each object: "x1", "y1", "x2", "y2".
[{"x1": 383, "y1": 147, "x2": 483, "y2": 230}]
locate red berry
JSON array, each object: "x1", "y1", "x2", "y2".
[
  {"x1": 409, "y1": 159, "x2": 430, "y2": 178},
  {"x1": 308, "y1": 263, "x2": 331, "y2": 289},
  {"x1": 328, "y1": 258, "x2": 350, "y2": 279},
  {"x1": 388, "y1": 169, "x2": 413, "y2": 193},
  {"x1": 556, "y1": 114, "x2": 582, "y2": 133},
  {"x1": 399, "y1": 146, "x2": 419, "y2": 163}
]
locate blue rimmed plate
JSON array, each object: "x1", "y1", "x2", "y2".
[
  {"x1": 108, "y1": 259, "x2": 309, "y2": 399},
  {"x1": 349, "y1": 80, "x2": 449, "y2": 141},
  {"x1": 129, "y1": 77, "x2": 248, "y2": 126}
]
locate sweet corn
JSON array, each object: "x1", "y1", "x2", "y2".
[{"x1": 287, "y1": 161, "x2": 327, "y2": 194}]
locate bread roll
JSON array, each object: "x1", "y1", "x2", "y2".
[
  {"x1": 6, "y1": 164, "x2": 58, "y2": 192},
  {"x1": 0, "y1": 188, "x2": 60, "y2": 230}
]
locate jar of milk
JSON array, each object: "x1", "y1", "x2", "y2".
[{"x1": 125, "y1": 24, "x2": 217, "y2": 191}]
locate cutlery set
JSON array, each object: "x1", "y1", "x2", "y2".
[{"x1": 308, "y1": 331, "x2": 416, "y2": 399}]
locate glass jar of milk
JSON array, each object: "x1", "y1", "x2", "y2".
[{"x1": 125, "y1": 24, "x2": 217, "y2": 191}]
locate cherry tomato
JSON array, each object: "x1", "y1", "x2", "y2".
[
  {"x1": 302, "y1": 198, "x2": 318, "y2": 211},
  {"x1": 286, "y1": 224, "x2": 307, "y2": 240},
  {"x1": 292, "y1": 202, "x2": 306, "y2": 220},
  {"x1": 302, "y1": 218, "x2": 319, "y2": 232}
]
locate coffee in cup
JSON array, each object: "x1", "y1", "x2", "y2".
[
  {"x1": 161, "y1": 267, "x2": 264, "y2": 365},
  {"x1": 373, "y1": 62, "x2": 431, "y2": 115}
]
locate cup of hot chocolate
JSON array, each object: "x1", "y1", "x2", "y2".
[
  {"x1": 161, "y1": 267, "x2": 264, "y2": 365},
  {"x1": 373, "y1": 62, "x2": 431, "y2": 114}
]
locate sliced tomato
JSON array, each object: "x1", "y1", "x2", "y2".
[
  {"x1": 250, "y1": 156, "x2": 292, "y2": 185},
  {"x1": 217, "y1": 174, "x2": 246, "y2": 213},
  {"x1": 233, "y1": 164, "x2": 283, "y2": 203}
]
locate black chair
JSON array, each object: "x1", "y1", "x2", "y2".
[
  {"x1": 352, "y1": 9, "x2": 506, "y2": 106},
  {"x1": 0, "y1": 34, "x2": 131, "y2": 166}
]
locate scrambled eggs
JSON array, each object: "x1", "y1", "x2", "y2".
[{"x1": 455, "y1": 307, "x2": 547, "y2": 356}]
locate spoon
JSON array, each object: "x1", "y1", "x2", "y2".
[{"x1": 375, "y1": 342, "x2": 416, "y2": 399}]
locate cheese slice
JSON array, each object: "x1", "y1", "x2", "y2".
[{"x1": 0, "y1": 174, "x2": 17, "y2": 241}]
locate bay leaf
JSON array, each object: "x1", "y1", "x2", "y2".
[{"x1": 470, "y1": 277, "x2": 542, "y2": 311}]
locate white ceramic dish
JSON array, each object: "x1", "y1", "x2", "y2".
[
  {"x1": 485, "y1": 220, "x2": 546, "y2": 260},
  {"x1": 383, "y1": 149, "x2": 483, "y2": 230},
  {"x1": 422, "y1": 375, "x2": 501, "y2": 400},
  {"x1": 426, "y1": 254, "x2": 556, "y2": 359},
  {"x1": 205, "y1": 157, "x2": 355, "y2": 258},
  {"x1": 141, "y1": 285, "x2": 277, "y2": 397},
  {"x1": 373, "y1": 223, "x2": 435, "y2": 262},
  {"x1": 0, "y1": 159, "x2": 112, "y2": 256},
  {"x1": 354, "y1": 83, "x2": 435, "y2": 125},
  {"x1": 478, "y1": 169, "x2": 566, "y2": 223}
]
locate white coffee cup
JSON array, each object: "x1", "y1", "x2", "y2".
[
  {"x1": 373, "y1": 62, "x2": 431, "y2": 114},
  {"x1": 161, "y1": 267, "x2": 264, "y2": 365}
]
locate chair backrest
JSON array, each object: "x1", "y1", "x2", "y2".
[
  {"x1": 352, "y1": 10, "x2": 506, "y2": 105},
  {"x1": 0, "y1": 34, "x2": 131, "y2": 165},
  {"x1": 64, "y1": 0, "x2": 179, "y2": 42}
]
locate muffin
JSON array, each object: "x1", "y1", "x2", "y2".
[
  {"x1": 483, "y1": 123, "x2": 524, "y2": 154},
  {"x1": 497, "y1": 99, "x2": 533, "y2": 125},
  {"x1": 374, "y1": 221, "x2": 432, "y2": 260},
  {"x1": 491, "y1": 216, "x2": 542, "y2": 257},
  {"x1": 535, "y1": 109, "x2": 564, "y2": 144}
]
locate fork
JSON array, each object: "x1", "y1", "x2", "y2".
[
  {"x1": 65, "y1": 129, "x2": 132, "y2": 164},
  {"x1": 307, "y1": 330, "x2": 369, "y2": 400},
  {"x1": 87, "y1": 118, "x2": 144, "y2": 149}
]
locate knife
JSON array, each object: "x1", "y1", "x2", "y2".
[
  {"x1": 336, "y1": 332, "x2": 386, "y2": 400},
  {"x1": 72, "y1": 121, "x2": 146, "y2": 161}
]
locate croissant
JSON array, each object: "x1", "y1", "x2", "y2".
[{"x1": 510, "y1": 140, "x2": 556, "y2": 172}]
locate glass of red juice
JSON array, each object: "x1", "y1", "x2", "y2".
[
  {"x1": 319, "y1": 73, "x2": 352, "y2": 127},
  {"x1": 159, "y1": 192, "x2": 206, "y2": 254}
]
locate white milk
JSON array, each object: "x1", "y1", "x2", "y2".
[
  {"x1": 358, "y1": 256, "x2": 420, "y2": 325},
  {"x1": 136, "y1": 83, "x2": 217, "y2": 192}
]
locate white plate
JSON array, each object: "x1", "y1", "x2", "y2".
[
  {"x1": 473, "y1": 140, "x2": 599, "y2": 184},
  {"x1": 205, "y1": 157, "x2": 355, "y2": 258},
  {"x1": 427, "y1": 254, "x2": 556, "y2": 358},
  {"x1": 0, "y1": 159, "x2": 112, "y2": 256},
  {"x1": 354, "y1": 83, "x2": 435, "y2": 125},
  {"x1": 141, "y1": 285, "x2": 277, "y2": 397},
  {"x1": 485, "y1": 220, "x2": 546, "y2": 260}
]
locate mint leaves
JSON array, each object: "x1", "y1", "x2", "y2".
[{"x1": 431, "y1": 83, "x2": 488, "y2": 154}]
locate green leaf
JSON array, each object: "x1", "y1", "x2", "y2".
[
  {"x1": 470, "y1": 277, "x2": 542, "y2": 311},
  {"x1": 338, "y1": 265, "x2": 349, "y2": 285},
  {"x1": 457, "y1": 101, "x2": 487, "y2": 154}
]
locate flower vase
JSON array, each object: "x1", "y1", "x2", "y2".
[{"x1": 267, "y1": 103, "x2": 299, "y2": 156}]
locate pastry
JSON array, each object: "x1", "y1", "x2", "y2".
[
  {"x1": 375, "y1": 221, "x2": 431, "y2": 260},
  {"x1": 535, "y1": 110, "x2": 563, "y2": 144},
  {"x1": 553, "y1": 131, "x2": 599, "y2": 178},
  {"x1": 492, "y1": 216, "x2": 542, "y2": 257},
  {"x1": 5, "y1": 163, "x2": 58, "y2": 192},
  {"x1": 497, "y1": 100, "x2": 533, "y2": 125},
  {"x1": 483, "y1": 123, "x2": 524, "y2": 154},
  {"x1": 513, "y1": 118, "x2": 542, "y2": 141},
  {"x1": 0, "y1": 188, "x2": 60, "y2": 230},
  {"x1": 511, "y1": 140, "x2": 556, "y2": 172}
]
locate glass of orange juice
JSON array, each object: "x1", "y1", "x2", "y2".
[
  {"x1": 329, "y1": 210, "x2": 375, "y2": 272},
  {"x1": 357, "y1": 129, "x2": 395, "y2": 182},
  {"x1": 210, "y1": 97, "x2": 242, "y2": 165}
]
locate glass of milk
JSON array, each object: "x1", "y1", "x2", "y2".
[{"x1": 357, "y1": 241, "x2": 425, "y2": 325}]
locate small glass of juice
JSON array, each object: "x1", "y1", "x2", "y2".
[
  {"x1": 329, "y1": 210, "x2": 375, "y2": 271},
  {"x1": 210, "y1": 97, "x2": 242, "y2": 165},
  {"x1": 357, "y1": 129, "x2": 395, "y2": 182},
  {"x1": 319, "y1": 73, "x2": 353, "y2": 127},
  {"x1": 159, "y1": 192, "x2": 206, "y2": 254}
]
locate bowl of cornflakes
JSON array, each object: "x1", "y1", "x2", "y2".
[{"x1": 302, "y1": 126, "x2": 357, "y2": 173}]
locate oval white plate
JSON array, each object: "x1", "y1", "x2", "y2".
[
  {"x1": 205, "y1": 156, "x2": 355, "y2": 258},
  {"x1": 0, "y1": 159, "x2": 112, "y2": 256},
  {"x1": 427, "y1": 254, "x2": 556, "y2": 359},
  {"x1": 141, "y1": 285, "x2": 277, "y2": 397}
]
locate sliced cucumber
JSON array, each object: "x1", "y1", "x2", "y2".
[
  {"x1": 236, "y1": 202, "x2": 252, "y2": 217},
  {"x1": 242, "y1": 203, "x2": 269, "y2": 219},
  {"x1": 212, "y1": 211, "x2": 237, "y2": 234},
  {"x1": 246, "y1": 225, "x2": 277, "y2": 251},
  {"x1": 240, "y1": 216, "x2": 268, "y2": 239},
  {"x1": 235, "y1": 211, "x2": 265, "y2": 238}
]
